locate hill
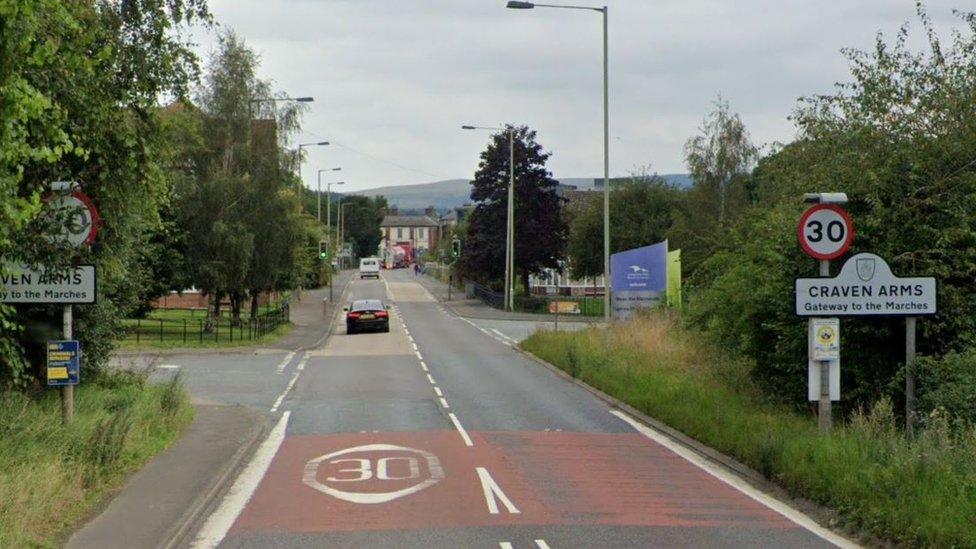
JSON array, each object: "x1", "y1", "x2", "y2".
[{"x1": 354, "y1": 174, "x2": 692, "y2": 211}]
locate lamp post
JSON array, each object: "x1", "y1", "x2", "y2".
[
  {"x1": 463, "y1": 124, "x2": 516, "y2": 311},
  {"x1": 317, "y1": 168, "x2": 342, "y2": 224},
  {"x1": 339, "y1": 202, "x2": 352, "y2": 269},
  {"x1": 506, "y1": 0, "x2": 611, "y2": 322},
  {"x1": 297, "y1": 141, "x2": 329, "y2": 212}
]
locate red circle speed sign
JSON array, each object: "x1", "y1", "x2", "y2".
[{"x1": 797, "y1": 204, "x2": 854, "y2": 260}]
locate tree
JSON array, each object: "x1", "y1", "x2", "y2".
[
  {"x1": 460, "y1": 126, "x2": 567, "y2": 291},
  {"x1": 670, "y1": 99, "x2": 757, "y2": 273},
  {"x1": 341, "y1": 195, "x2": 388, "y2": 261},
  {"x1": 568, "y1": 175, "x2": 680, "y2": 280}
]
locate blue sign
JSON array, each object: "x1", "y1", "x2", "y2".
[
  {"x1": 47, "y1": 340, "x2": 80, "y2": 386},
  {"x1": 610, "y1": 241, "x2": 669, "y2": 320}
]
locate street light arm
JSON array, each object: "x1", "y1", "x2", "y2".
[{"x1": 507, "y1": 1, "x2": 604, "y2": 12}]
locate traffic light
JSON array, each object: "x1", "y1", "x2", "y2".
[
  {"x1": 318, "y1": 240, "x2": 329, "y2": 260},
  {"x1": 451, "y1": 239, "x2": 461, "y2": 258}
]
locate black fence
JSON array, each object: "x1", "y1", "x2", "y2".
[{"x1": 122, "y1": 303, "x2": 290, "y2": 345}]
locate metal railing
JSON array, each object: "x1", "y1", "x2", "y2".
[{"x1": 122, "y1": 303, "x2": 290, "y2": 345}]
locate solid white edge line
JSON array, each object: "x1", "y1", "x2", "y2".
[
  {"x1": 191, "y1": 411, "x2": 291, "y2": 549},
  {"x1": 609, "y1": 410, "x2": 857, "y2": 549},
  {"x1": 448, "y1": 412, "x2": 473, "y2": 447},
  {"x1": 439, "y1": 397, "x2": 450, "y2": 409},
  {"x1": 534, "y1": 540, "x2": 551, "y2": 549}
]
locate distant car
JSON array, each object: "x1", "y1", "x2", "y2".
[
  {"x1": 345, "y1": 299, "x2": 390, "y2": 334},
  {"x1": 359, "y1": 257, "x2": 381, "y2": 279}
]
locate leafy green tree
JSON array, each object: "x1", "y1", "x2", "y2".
[
  {"x1": 460, "y1": 126, "x2": 567, "y2": 291},
  {"x1": 568, "y1": 176, "x2": 680, "y2": 280},
  {"x1": 693, "y1": 7, "x2": 976, "y2": 413},
  {"x1": 340, "y1": 195, "x2": 388, "y2": 260}
]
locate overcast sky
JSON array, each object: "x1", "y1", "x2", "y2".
[{"x1": 192, "y1": 1, "x2": 965, "y2": 193}]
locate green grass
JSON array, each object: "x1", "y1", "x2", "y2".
[
  {"x1": 0, "y1": 372, "x2": 193, "y2": 547},
  {"x1": 117, "y1": 321, "x2": 292, "y2": 350},
  {"x1": 521, "y1": 313, "x2": 976, "y2": 547}
]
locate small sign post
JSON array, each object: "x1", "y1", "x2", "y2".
[{"x1": 798, "y1": 195, "x2": 854, "y2": 435}]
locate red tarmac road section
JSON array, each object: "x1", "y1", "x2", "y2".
[{"x1": 231, "y1": 430, "x2": 798, "y2": 535}]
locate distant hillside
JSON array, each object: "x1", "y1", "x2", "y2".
[{"x1": 355, "y1": 174, "x2": 692, "y2": 212}]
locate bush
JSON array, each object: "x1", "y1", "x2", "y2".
[{"x1": 917, "y1": 348, "x2": 976, "y2": 424}]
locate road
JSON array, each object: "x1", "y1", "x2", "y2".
[{"x1": 175, "y1": 270, "x2": 840, "y2": 548}]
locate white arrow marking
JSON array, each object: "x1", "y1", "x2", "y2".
[{"x1": 476, "y1": 467, "x2": 520, "y2": 515}]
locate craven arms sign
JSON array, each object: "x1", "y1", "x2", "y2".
[{"x1": 795, "y1": 252, "x2": 936, "y2": 317}]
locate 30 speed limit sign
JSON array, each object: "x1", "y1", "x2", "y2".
[{"x1": 797, "y1": 204, "x2": 854, "y2": 260}]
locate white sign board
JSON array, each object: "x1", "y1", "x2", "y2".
[
  {"x1": 0, "y1": 264, "x2": 96, "y2": 304},
  {"x1": 810, "y1": 318, "x2": 839, "y2": 361},
  {"x1": 795, "y1": 253, "x2": 936, "y2": 317}
]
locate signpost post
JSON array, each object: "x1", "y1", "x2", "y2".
[{"x1": 797, "y1": 194, "x2": 854, "y2": 434}]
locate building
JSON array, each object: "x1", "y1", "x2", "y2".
[{"x1": 380, "y1": 211, "x2": 439, "y2": 262}]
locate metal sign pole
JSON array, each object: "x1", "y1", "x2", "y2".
[
  {"x1": 818, "y1": 259, "x2": 831, "y2": 435},
  {"x1": 62, "y1": 304, "x2": 74, "y2": 423},
  {"x1": 905, "y1": 316, "x2": 917, "y2": 438}
]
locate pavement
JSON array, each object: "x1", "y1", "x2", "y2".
[{"x1": 71, "y1": 269, "x2": 853, "y2": 548}]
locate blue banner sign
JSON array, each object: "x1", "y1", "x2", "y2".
[
  {"x1": 47, "y1": 340, "x2": 80, "y2": 386},
  {"x1": 610, "y1": 241, "x2": 668, "y2": 320}
]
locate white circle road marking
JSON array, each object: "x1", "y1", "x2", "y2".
[{"x1": 302, "y1": 444, "x2": 444, "y2": 504}]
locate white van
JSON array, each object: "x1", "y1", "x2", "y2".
[{"x1": 359, "y1": 257, "x2": 381, "y2": 279}]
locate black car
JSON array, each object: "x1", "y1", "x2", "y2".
[{"x1": 345, "y1": 299, "x2": 390, "y2": 334}]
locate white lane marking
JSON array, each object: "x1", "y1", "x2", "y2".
[
  {"x1": 499, "y1": 544, "x2": 514, "y2": 549},
  {"x1": 192, "y1": 411, "x2": 290, "y2": 549},
  {"x1": 448, "y1": 412, "x2": 473, "y2": 447},
  {"x1": 476, "y1": 467, "x2": 521, "y2": 515},
  {"x1": 157, "y1": 364, "x2": 181, "y2": 370},
  {"x1": 302, "y1": 444, "x2": 444, "y2": 504},
  {"x1": 411, "y1": 342, "x2": 418, "y2": 351},
  {"x1": 415, "y1": 351, "x2": 423, "y2": 360},
  {"x1": 426, "y1": 373, "x2": 436, "y2": 385},
  {"x1": 274, "y1": 351, "x2": 296, "y2": 374},
  {"x1": 439, "y1": 397, "x2": 450, "y2": 409},
  {"x1": 270, "y1": 356, "x2": 307, "y2": 412},
  {"x1": 491, "y1": 328, "x2": 515, "y2": 343},
  {"x1": 420, "y1": 360, "x2": 429, "y2": 372},
  {"x1": 610, "y1": 410, "x2": 857, "y2": 549},
  {"x1": 433, "y1": 386, "x2": 443, "y2": 397},
  {"x1": 535, "y1": 541, "x2": 551, "y2": 549}
]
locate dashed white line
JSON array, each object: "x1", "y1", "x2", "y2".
[
  {"x1": 192, "y1": 411, "x2": 290, "y2": 548},
  {"x1": 157, "y1": 364, "x2": 181, "y2": 370},
  {"x1": 426, "y1": 373, "x2": 436, "y2": 385},
  {"x1": 433, "y1": 386, "x2": 443, "y2": 397},
  {"x1": 610, "y1": 410, "x2": 857, "y2": 548},
  {"x1": 535, "y1": 540, "x2": 551, "y2": 549},
  {"x1": 448, "y1": 412, "x2": 473, "y2": 447},
  {"x1": 420, "y1": 360, "x2": 429, "y2": 372},
  {"x1": 439, "y1": 397, "x2": 450, "y2": 409},
  {"x1": 274, "y1": 351, "x2": 296, "y2": 374},
  {"x1": 491, "y1": 328, "x2": 515, "y2": 342},
  {"x1": 411, "y1": 342, "x2": 418, "y2": 351},
  {"x1": 415, "y1": 351, "x2": 423, "y2": 360},
  {"x1": 499, "y1": 544, "x2": 513, "y2": 549}
]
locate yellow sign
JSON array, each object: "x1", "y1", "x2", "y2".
[
  {"x1": 548, "y1": 301, "x2": 581, "y2": 314},
  {"x1": 810, "y1": 318, "x2": 840, "y2": 361}
]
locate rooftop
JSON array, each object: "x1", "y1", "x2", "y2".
[{"x1": 381, "y1": 215, "x2": 439, "y2": 228}]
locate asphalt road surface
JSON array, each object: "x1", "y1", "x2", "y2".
[{"x1": 187, "y1": 270, "x2": 843, "y2": 549}]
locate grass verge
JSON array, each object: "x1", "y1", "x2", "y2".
[
  {"x1": 521, "y1": 313, "x2": 976, "y2": 547},
  {"x1": 0, "y1": 371, "x2": 194, "y2": 547}
]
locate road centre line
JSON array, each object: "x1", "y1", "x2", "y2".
[
  {"x1": 439, "y1": 397, "x2": 450, "y2": 409},
  {"x1": 535, "y1": 540, "x2": 551, "y2": 549},
  {"x1": 415, "y1": 351, "x2": 423, "y2": 360},
  {"x1": 448, "y1": 412, "x2": 474, "y2": 447},
  {"x1": 609, "y1": 410, "x2": 857, "y2": 548},
  {"x1": 191, "y1": 411, "x2": 290, "y2": 549},
  {"x1": 426, "y1": 373, "x2": 436, "y2": 385},
  {"x1": 499, "y1": 544, "x2": 514, "y2": 549},
  {"x1": 274, "y1": 351, "x2": 296, "y2": 374},
  {"x1": 420, "y1": 360, "x2": 428, "y2": 372},
  {"x1": 433, "y1": 386, "x2": 443, "y2": 397}
]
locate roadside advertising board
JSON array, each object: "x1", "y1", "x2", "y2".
[
  {"x1": 610, "y1": 241, "x2": 668, "y2": 320},
  {"x1": 795, "y1": 253, "x2": 936, "y2": 317},
  {"x1": 548, "y1": 301, "x2": 581, "y2": 315},
  {"x1": 47, "y1": 340, "x2": 80, "y2": 386},
  {"x1": 0, "y1": 264, "x2": 96, "y2": 304}
]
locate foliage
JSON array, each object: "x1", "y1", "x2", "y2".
[
  {"x1": 522, "y1": 315, "x2": 976, "y2": 547},
  {"x1": 916, "y1": 348, "x2": 976, "y2": 424},
  {"x1": 568, "y1": 176, "x2": 681, "y2": 279},
  {"x1": 692, "y1": 7, "x2": 976, "y2": 411},
  {"x1": 0, "y1": 0, "x2": 210, "y2": 385},
  {"x1": 460, "y1": 125, "x2": 567, "y2": 290},
  {"x1": 337, "y1": 194, "x2": 388, "y2": 261},
  {"x1": 0, "y1": 372, "x2": 193, "y2": 547}
]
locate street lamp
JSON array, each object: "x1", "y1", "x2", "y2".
[
  {"x1": 506, "y1": 1, "x2": 611, "y2": 323},
  {"x1": 317, "y1": 167, "x2": 342, "y2": 224},
  {"x1": 462, "y1": 124, "x2": 516, "y2": 311},
  {"x1": 297, "y1": 141, "x2": 329, "y2": 212},
  {"x1": 339, "y1": 202, "x2": 352, "y2": 269}
]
